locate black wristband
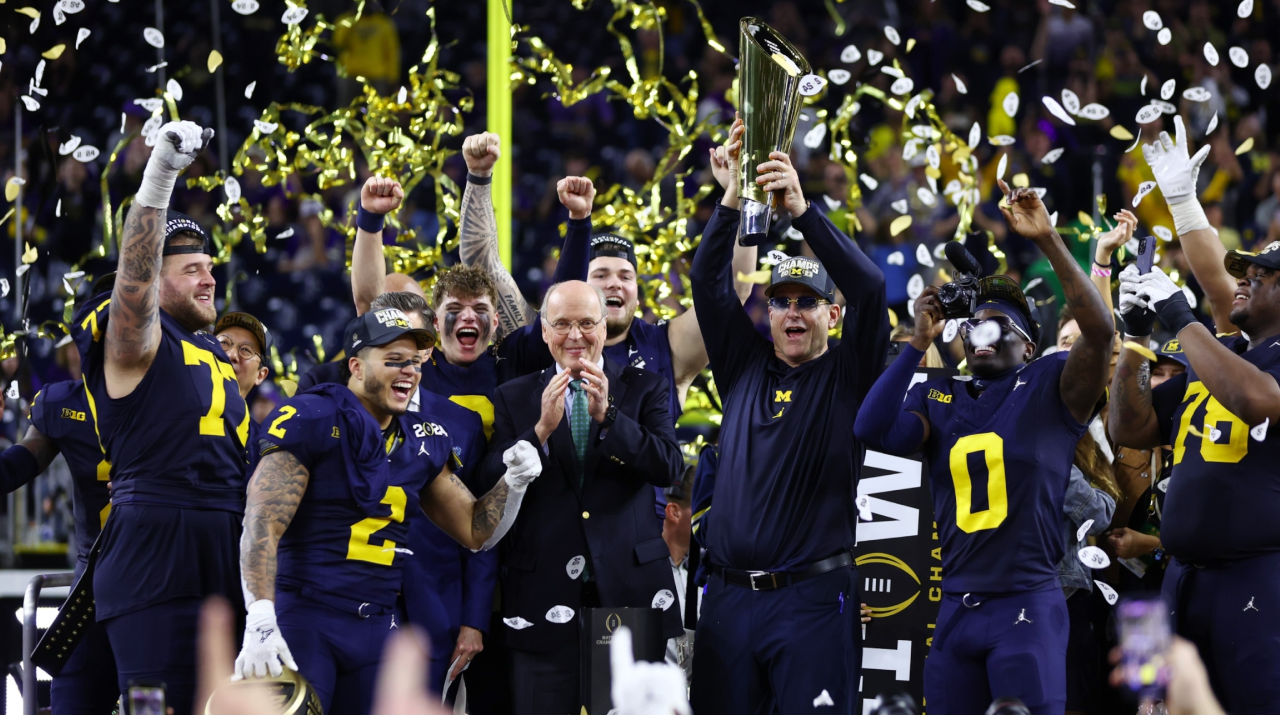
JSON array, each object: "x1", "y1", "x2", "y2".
[
  {"x1": 356, "y1": 204, "x2": 385, "y2": 234},
  {"x1": 1094, "y1": 258, "x2": 1112, "y2": 268},
  {"x1": 467, "y1": 172, "x2": 493, "y2": 185},
  {"x1": 1154, "y1": 293, "x2": 1198, "y2": 336},
  {"x1": 1122, "y1": 306, "x2": 1157, "y2": 338}
]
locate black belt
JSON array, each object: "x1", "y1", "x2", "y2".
[{"x1": 712, "y1": 552, "x2": 854, "y2": 591}]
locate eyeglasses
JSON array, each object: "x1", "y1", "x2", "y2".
[
  {"x1": 544, "y1": 318, "x2": 601, "y2": 335},
  {"x1": 958, "y1": 315, "x2": 1033, "y2": 343},
  {"x1": 767, "y1": 296, "x2": 831, "y2": 311},
  {"x1": 217, "y1": 336, "x2": 261, "y2": 362}
]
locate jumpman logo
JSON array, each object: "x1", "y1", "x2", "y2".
[
  {"x1": 1014, "y1": 377, "x2": 1027, "y2": 391},
  {"x1": 1245, "y1": 597, "x2": 1260, "y2": 612},
  {"x1": 1271, "y1": 340, "x2": 1280, "y2": 349},
  {"x1": 390, "y1": 613, "x2": 399, "y2": 629},
  {"x1": 1014, "y1": 608, "x2": 1033, "y2": 625}
]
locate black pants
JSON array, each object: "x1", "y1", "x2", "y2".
[{"x1": 508, "y1": 582, "x2": 600, "y2": 715}]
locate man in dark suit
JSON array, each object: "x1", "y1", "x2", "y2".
[{"x1": 482, "y1": 279, "x2": 685, "y2": 714}]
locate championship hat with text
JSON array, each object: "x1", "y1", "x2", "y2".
[
  {"x1": 1224, "y1": 240, "x2": 1280, "y2": 278},
  {"x1": 765, "y1": 256, "x2": 835, "y2": 300},
  {"x1": 344, "y1": 308, "x2": 436, "y2": 355}
]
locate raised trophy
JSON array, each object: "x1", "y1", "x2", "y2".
[{"x1": 736, "y1": 17, "x2": 812, "y2": 246}]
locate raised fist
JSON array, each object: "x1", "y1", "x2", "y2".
[
  {"x1": 361, "y1": 176, "x2": 405, "y2": 215},
  {"x1": 462, "y1": 132, "x2": 501, "y2": 177},
  {"x1": 150, "y1": 121, "x2": 213, "y2": 174},
  {"x1": 557, "y1": 176, "x2": 596, "y2": 220}
]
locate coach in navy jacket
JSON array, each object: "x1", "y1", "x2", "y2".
[{"x1": 480, "y1": 280, "x2": 684, "y2": 715}]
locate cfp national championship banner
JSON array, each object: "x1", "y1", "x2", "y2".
[{"x1": 855, "y1": 367, "x2": 955, "y2": 713}]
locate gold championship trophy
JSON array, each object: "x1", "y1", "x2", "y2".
[
  {"x1": 205, "y1": 668, "x2": 324, "y2": 715},
  {"x1": 736, "y1": 18, "x2": 812, "y2": 246}
]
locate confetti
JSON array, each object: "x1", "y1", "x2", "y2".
[
  {"x1": 798, "y1": 74, "x2": 827, "y2": 97},
  {"x1": 885, "y1": 26, "x2": 901, "y2": 46},
  {"x1": 19, "y1": 96, "x2": 39, "y2": 111},
  {"x1": 503, "y1": 617, "x2": 533, "y2": 630},
  {"x1": 1049, "y1": 0, "x2": 1075, "y2": 6},
  {"x1": 996, "y1": 153, "x2": 1008, "y2": 180},
  {"x1": 1123, "y1": 340, "x2": 1158, "y2": 361},
  {"x1": 891, "y1": 216, "x2": 914, "y2": 238},
  {"x1": 253, "y1": 120, "x2": 278, "y2": 134},
  {"x1": 764, "y1": 250, "x2": 790, "y2": 266},
  {"x1": 545, "y1": 605, "x2": 574, "y2": 624},
  {"x1": 1049, "y1": 212, "x2": 1058, "y2": 225},
  {"x1": 1142, "y1": 10, "x2": 1162, "y2": 30},
  {"x1": 866, "y1": 49, "x2": 884, "y2": 65},
  {"x1": 145, "y1": 62, "x2": 168, "y2": 73},
  {"x1": 904, "y1": 94, "x2": 923, "y2": 118},
  {"x1": 1239, "y1": 0, "x2": 1254, "y2": 16},
  {"x1": 1157, "y1": 28, "x2": 1171, "y2": 45},
  {"x1": 281, "y1": 6, "x2": 308, "y2": 25},
  {"x1": 1251, "y1": 418, "x2": 1269, "y2": 441},
  {"x1": 1160, "y1": 79, "x2": 1175, "y2": 100},
  {"x1": 891, "y1": 199, "x2": 909, "y2": 214},
  {"x1": 1012, "y1": 173, "x2": 1029, "y2": 188},
  {"x1": 207, "y1": 50, "x2": 223, "y2": 73},
  {"x1": 566, "y1": 555, "x2": 585, "y2": 579},
  {"x1": 829, "y1": 69, "x2": 851, "y2": 85},
  {"x1": 886, "y1": 251, "x2": 904, "y2": 266},
  {"x1": 1041, "y1": 147, "x2": 1064, "y2": 165},
  {"x1": 244, "y1": 81, "x2": 256, "y2": 99},
  {"x1": 55, "y1": 199, "x2": 60, "y2": 217},
  {"x1": 1078, "y1": 546, "x2": 1111, "y2": 570},
  {"x1": 1151, "y1": 99, "x2": 1177, "y2": 115},
  {"x1": 840, "y1": 45, "x2": 860, "y2": 63},
  {"x1": 1257, "y1": 64, "x2": 1272, "y2": 90},
  {"x1": 4, "y1": 178, "x2": 23, "y2": 202},
  {"x1": 72, "y1": 145, "x2": 99, "y2": 162},
  {"x1": 143, "y1": 27, "x2": 164, "y2": 48},
  {"x1": 21, "y1": 242, "x2": 37, "y2": 264},
  {"x1": 1002, "y1": 92, "x2": 1019, "y2": 117},
  {"x1": 1135, "y1": 104, "x2": 1163, "y2": 124},
  {"x1": 916, "y1": 243, "x2": 935, "y2": 267},
  {"x1": 1153, "y1": 225, "x2": 1173, "y2": 241},
  {"x1": 58, "y1": 135, "x2": 80, "y2": 155},
  {"x1": 53, "y1": 5, "x2": 65, "y2": 25},
  {"x1": 75, "y1": 28, "x2": 90, "y2": 49},
  {"x1": 1042, "y1": 96, "x2": 1076, "y2": 125},
  {"x1": 225, "y1": 176, "x2": 242, "y2": 203},
  {"x1": 1183, "y1": 87, "x2": 1212, "y2": 102},
  {"x1": 860, "y1": 174, "x2": 878, "y2": 190},
  {"x1": 1018, "y1": 59, "x2": 1042, "y2": 73},
  {"x1": 1061, "y1": 88, "x2": 1080, "y2": 115},
  {"x1": 968, "y1": 122, "x2": 981, "y2": 148},
  {"x1": 881, "y1": 65, "x2": 904, "y2": 79},
  {"x1": 1237, "y1": 137, "x2": 1255, "y2": 155},
  {"x1": 1133, "y1": 181, "x2": 1157, "y2": 207},
  {"x1": 952, "y1": 73, "x2": 967, "y2": 94},
  {"x1": 966, "y1": 0, "x2": 991, "y2": 11},
  {"x1": 802, "y1": 122, "x2": 827, "y2": 148},
  {"x1": 42, "y1": 44, "x2": 65, "y2": 60},
  {"x1": 856, "y1": 494, "x2": 872, "y2": 521},
  {"x1": 231, "y1": 0, "x2": 260, "y2": 14},
  {"x1": 1156, "y1": 478, "x2": 1170, "y2": 493},
  {"x1": 970, "y1": 321, "x2": 1001, "y2": 347},
  {"x1": 989, "y1": 134, "x2": 1016, "y2": 146},
  {"x1": 134, "y1": 98, "x2": 164, "y2": 113},
  {"x1": 942, "y1": 319, "x2": 959, "y2": 342},
  {"x1": 1230, "y1": 47, "x2": 1249, "y2": 68},
  {"x1": 814, "y1": 691, "x2": 836, "y2": 708},
  {"x1": 0, "y1": 280, "x2": 7, "y2": 298},
  {"x1": 1140, "y1": 75, "x2": 1148, "y2": 96},
  {"x1": 1076, "y1": 519, "x2": 1094, "y2": 542},
  {"x1": 906, "y1": 273, "x2": 924, "y2": 299},
  {"x1": 166, "y1": 78, "x2": 183, "y2": 102},
  {"x1": 1078, "y1": 103, "x2": 1110, "y2": 120},
  {"x1": 890, "y1": 77, "x2": 914, "y2": 95},
  {"x1": 926, "y1": 144, "x2": 941, "y2": 169},
  {"x1": 1207, "y1": 113, "x2": 1219, "y2": 135},
  {"x1": 1096, "y1": 581, "x2": 1119, "y2": 605},
  {"x1": 1204, "y1": 42, "x2": 1219, "y2": 66},
  {"x1": 652, "y1": 590, "x2": 674, "y2": 610},
  {"x1": 5, "y1": 383, "x2": 17, "y2": 400}
]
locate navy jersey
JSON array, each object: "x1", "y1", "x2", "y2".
[
  {"x1": 74, "y1": 293, "x2": 250, "y2": 511},
  {"x1": 29, "y1": 380, "x2": 111, "y2": 574},
  {"x1": 258, "y1": 390, "x2": 458, "y2": 608},
  {"x1": 903, "y1": 355, "x2": 1087, "y2": 593},
  {"x1": 1154, "y1": 336, "x2": 1280, "y2": 562},
  {"x1": 421, "y1": 323, "x2": 552, "y2": 438},
  {"x1": 603, "y1": 318, "x2": 679, "y2": 421}
]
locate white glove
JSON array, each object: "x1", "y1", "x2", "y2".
[
  {"x1": 136, "y1": 120, "x2": 214, "y2": 208},
  {"x1": 610, "y1": 627, "x2": 691, "y2": 715},
  {"x1": 1117, "y1": 264, "x2": 1145, "y2": 314},
  {"x1": 502, "y1": 440, "x2": 541, "y2": 488},
  {"x1": 233, "y1": 600, "x2": 298, "y2": 680},
  {"x1": 1142, "y1": 115, "x2": 1209, "y2": 205},
  {"x1": 1136, "y1": 266, "x2": 1181, "y2": 307}
]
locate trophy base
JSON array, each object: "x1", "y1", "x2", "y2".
[{"x1": 737, "y1": 198, "x2": 773, "y2": 246}]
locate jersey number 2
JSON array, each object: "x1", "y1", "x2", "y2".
[
  {"x1": 949, "y1": 432, "x2": 1009, "y2": 533},
  {"x1": 347, "y1": 486, "x2": 407, "y2": 566}
]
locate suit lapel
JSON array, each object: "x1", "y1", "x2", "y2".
[
  {"x1": 542, "y1": 366, "x2": 583, "y2": 499},
  {"x1": 583, "y1": 357, "x2": 628, "y2": 487}
]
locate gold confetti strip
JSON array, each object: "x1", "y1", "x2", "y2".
[
  {"x1": 1122, "y1": 340, "x2": 1158, "y2": 362},
  {"x1": 1110, "y1": 125, "x2": 1135, "y2": 141},
  {"x1": 207, "y1": 49, "x2": 223, "y2": 73},
  {"x1": 1236, "y1": 137, "x2": 1255, "y2": 155},
  {"x1": 42, "y1": 44, "x2": 65, "y2": 60}
]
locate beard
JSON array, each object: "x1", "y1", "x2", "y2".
[
  {"x1": 163, "y1": 292, "x2": 216, "y2": 332},
  {"x1": 361, "y1": 370, "x2": 408, "y2": 416}
]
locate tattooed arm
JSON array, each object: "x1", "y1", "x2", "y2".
[
  {"x1": 1108, "y1": 344, "x2": 1165, "y2": 448},
  {"x1": 240, "y1": 450, "x2": 310, "y2": 604},
  {"x1": 421, "y1": 440, "x2": 540, "y2": 551}
]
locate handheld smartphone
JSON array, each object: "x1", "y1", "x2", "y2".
[
  {"x1": 127, "y1": 682, "x2": 166, "y2": 715},
  {"x1": 1136, "y1": 235, "x2": 1157, "y2": 274},
  {"x1": 1116, "y1": 596, "x2": 1171, "y2": 702}
]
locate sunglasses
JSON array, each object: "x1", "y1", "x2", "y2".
[
  {"x1": 958, "y1": 315, "x2": 1033, "y2": 343},
  {"x1": 767, "y1": 296, "x2": 831, "y2": 311}
]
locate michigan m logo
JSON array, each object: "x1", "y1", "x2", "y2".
[{"x1": 774, "y1": 390, "x2": 792, "y2": 403}]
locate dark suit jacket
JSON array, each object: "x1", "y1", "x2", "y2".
[{"x1": 482, "y1": 357, "x2": 684, "y2": 652}]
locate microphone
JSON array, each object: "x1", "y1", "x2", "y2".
[{"x1": 944, "y1": 240, "x2": 982, "y2": 276}]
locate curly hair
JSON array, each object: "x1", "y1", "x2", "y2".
[{"x1": 430, "y1": 264, "x2": 500, "y2": 310}]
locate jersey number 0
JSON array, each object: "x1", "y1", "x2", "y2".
[{"x1": 949, "y1": 432, "x2": 1009, "y2": 533}]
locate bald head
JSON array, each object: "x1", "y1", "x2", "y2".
[
  {"x1": 385, "y1": 273, "x2": 425, "y2": 300},
  {"x1": 541, "y1": 281, "x2": 608, "y2": 375}
]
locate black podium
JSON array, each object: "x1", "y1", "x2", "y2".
[{"x1": 580, "y1": 607, "x2": 666, "y2": 714}]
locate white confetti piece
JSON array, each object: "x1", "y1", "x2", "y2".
[
  {"x1": 26, "y1": 13, "x2": 39, "y2": 34},
  {"x1": 840, "y1": 45, "x2": 861, "y2": 63},
  {"x1": 652, "y1": 590, "x2": 675, "y2": 610},
  {"x1": 814, "y1": 690, "x2": 835, "y2": 708},
  {"x1": 942, "y1": 179, "x2": 962, "y2": 196},
  {"x1": 1258, "y1": 64, "x2": 1273, "y2": 90},
  {"x1": 225, "y1": 176, "x2": 242, "y2": 203},
  {"x1": 881, "y1": 65, "x2": 904, "y2": 79},
  {"x1": 1141, "y1": 75, "x2": 1148, "y2": 96},
  {"x1": 890, "y1": 77, "x2": 914, "y2": 95},
  {"x1": 1136, "y1": 104, "x2": 1163, "y2": 124},
  {"x1": 906, "y1": 274, "x2": 925, "y2": 300},
  {"x1": 1230, "y1": 47, "x2": 1250, "y2": 68},
  {"x1": 1079, "y1": 103, "x2": 1110, "y2": 121},
  {"x1": 1142, "y1": 10, "x2": 1163, "y2": 30},
  {"x1": 803, "y1": 122, "x2": 827, "y2": 149},
  {"x1": 902, "y1": 140, "x2": 920, "y2": 161},
  {"x1": 141, "y1": 115, "x2": 164, "y2": 146},
  {"x1": 19, "y1": 96, "x2": 39, "y2": 112},
  {"x1": 1041, "y1": 147, "x2": 1064, "y2": 165},
  {"x1": 1042, "y1": 96, "x2": 1077, "y2": 125},
  {"x1": 942, "y1": 319, "x2": 959, "y2": 343},
  {"x1": 1018, "y1": 59, "x2": 1043, "y2": 73},
  {"x1": 245, "y1": 82, "x2": 257, "y2": 99},
  {"x1": 910, "y1": 124, "x2": 933, "y2": 139},
  {"x1": 829, "y1": 68, "x2": 851, "y2": 85},
  {"x1": 15, "y1": 265, "x2": 30, "y2": 279},
  {"x1": 860, "y1": 173, "x2": 878, "y2": 190},
  {"x1": 904, "y1": 94, "x2": 923, "y2": 118},
  {"x1": 0, "y1": 279, "x2": 8, "y2": 298},
  {"x1": 145, "y1": 62, "x2": 169, "y2": 74},
  {"x1": 867, "y1": 49, "x2": 884, "y2": 66},
  {"x1": 1157, "y1": 27, "x2": 1171, "y2": 45},
  {"x1": 1204, "y1": 42, "x2": 1219, "y2": 66},
  {"x1": 1078, "y1": 545, "x2": 1111, "y2": 570},
  {"x1": 55, "y1": 199, "x2": 61, "y2": 217},
  {"x1": 1252, "y1": 418, "x2": 1269, "y2": 441},
  {"x1": 798, "y1": 74, "x2": 827, "y2": 97},
  {"x1": 926, "y1": 144, "x2": 941, "y2": 169},
  {"x1": 58, "y1": 0, "x2": 85, "y2": 13},
  {"x1": 1003, "y1": 92, "x2": 1019, "y2": 117},
  {"x1": 885, "y1": 26, "x2": 901, "y2": 46},
  {"x1": 1153, "y1": 225, "x2": 1173, "y2": 242},
  {"x1": 166, "y1": 78, "x2": 183, "y2": 102},
  {"x1": 134, "y1": 98, "x2": 164, "y2": 114},
  {"x1": 970, "y1": 321, "x2": 1001, "y2": 348},
  {"x1": 856, "y1": 494, "x2": 873, "y2": 521},
  {"x1": 916, "y1": 243, "x2": 934, "y2": 267},
  {"x1": 1096, "y1": 580, "x2": 1119, "y2": 605},
  {"x1": 5, "y1": 383, "x2": 18, "y2": 400},
  {"x1": 1076, "y1": 519, "x2": 1095, "y2": 542},
  {"x1": 1049, "y1": 211, "x2": 1059, "y2": 226},
  {"x1": 1205, "y1": 424, "x2": 1222, "y2": 442},
  {"x1": 231, "y1": 0, "x2": 259, "y2": 14},
  {"x1": 1183, "y1": 87, "x2": 1212, "y2": 102},
  {"x1": 254, "y1": 120, "x2": 278, "y2": 134},
  {"x1": 503, "y1": 617, "x2": 533, "y2": 630},
  {"x1": 996, "y1": 153, "x2": 1008, "y2": 181},
  {"x1": 1151, "y1": 99, "x2": 1177, "y2": 115},
  {"x1": 275, "y1": 227, "x2": 294, "y2": 240},
  {"x1": 565, "y1": 555, "x2": 586, "y2": 580},
  {"x1": 952, "y1": 73, "x2": 967, "y2": 94},
  {"x1": 1156, "y1": 478, "x2": 1169, "y2": 493},
  {"x1": 765, "y1": 250, "x2": 790, "y2": 265},
  {"x1": 281, "y1": 6, "x2": 308, "y2": 25},
  {"x1": 545, "y1": 605, "x2": 575, "y2": 624},
  {"x1": 927, "y1": 175, "x2": 938, "y2": 196},
  {"x1": 1160, "y1": 79, "x2": 1175, "y2": 100},
  {"x1": 966, "y1": 0, "x2": 991, "y2": 11},
  {"x1": 1133, "y1": 181, "x2": 1157, "y2": 207},
  {"x1": 1061, "y1": 88, "x2": 1080, "y2": 115},
  {"x1": 968, "y1": 122, "x2": 981, "y2": 149},
  {"x1": 885, "y1": 251, "x2": 904, "y2": 266},
  {"x1": 988, "y1": 134, "x2": 1016, "y2": 146},
  {"x1": 891, "y1": 199, "x2": 909, "y2": 214},
  {"x1": 1207, "y1": 112, "x2": 1219, "y2": 136},
  {"x1": 1239, "y1": 0, "x2": 1254, "y2": 17},
  {"x1": 53, "y1": 5, "x2": 65, "y2": 25},
  {"x1": 58, "y1": 135, "x2": 81, "y2": 156},
  {"x1": 143, "y1": 27, "x2": 165, "y2": 48},
  {"x1": 75, "y1": 28, "x2": 90, "y2": 49}
]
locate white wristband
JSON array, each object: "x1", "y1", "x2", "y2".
[
  {"x1": 134, "y1": 163, "x2": 178, "y2": 209},
  {"x1": 474, "y1": 477, "x2": 528, "y2": 552},
  {"x1": 1168, "y1": 197, "x2": 1210, "y2": 235},
  {"x1": 247, "y1": 599, "x2": 276, "y2": 617}
]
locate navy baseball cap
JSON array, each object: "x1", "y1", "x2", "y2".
[
  {"x1": 1151, "y1": 337, "x2": 1189, "y2": 367},
  {"x1": 765, "y1": 256, "x2": 835, "y2": 301},
  {"x1": 344, "y1": 308, "x2": 436, "y2": 355},
  {"x1": 590, "y1": 234, "x2": 637, "y2": 269},
  {"x1": 163, "y1": 210, "x2": 211, "y2": 256},
  {"x1": 1225, "y1": 240, "x2": 1280, "y2": 278}
]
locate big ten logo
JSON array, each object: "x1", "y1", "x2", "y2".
[
  {"x1": 855, "y1": 553, "x2": 921, "y2": 619},
  {"x1": 412, "y1": 422, "x2": 448, "y2": 438},
  {"x1": 61, "y1": 408, "x2": 87, "y2": 421},
  {"x1": 927, "y1": 389, "x2": 952, "y2": 404}
]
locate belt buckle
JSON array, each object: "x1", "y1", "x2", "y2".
[
  {"x1": 358, "y1": 602, "x2": 372, "y2": 619},
  {"x1": 748, "y1": 571, "x2": 776, "y2": 591}
]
